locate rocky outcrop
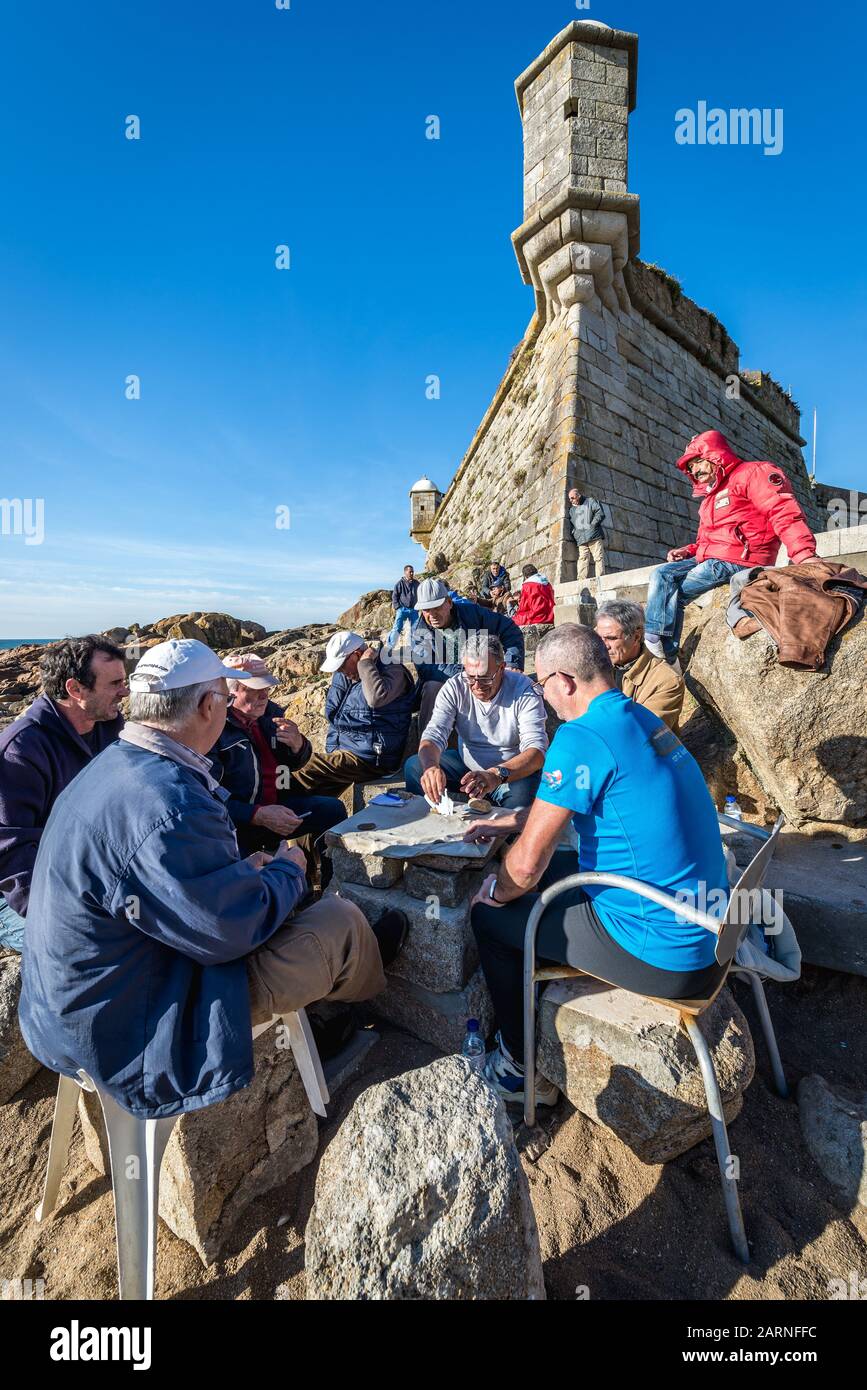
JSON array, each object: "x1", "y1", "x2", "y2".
[
  {"x1": 798, "y1": 1073, "x2": 867, "y2": 1210},
  {"x1": 336, "y1": 589, "x2": 394, "y2": 633},
  {"x1": 686, "y1": 590, "x2": 867, "y2": 828},
  {"x1": 0, "y1": 952, "x2": 42, "y2": 1103},
  {"x1": 304, "y1": 1056, "x2": 545, "y2": 1299}
]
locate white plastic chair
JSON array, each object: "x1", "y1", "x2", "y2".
[
  {"x1": 523, "y1": 815, "x2": 786, "y2": 1264},
  {"x1": 35, "y1": 1008, "x2": 328, "y2": 1300}
]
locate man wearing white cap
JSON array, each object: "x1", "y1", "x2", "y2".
[
  {"x1": 208, "y1": 652, "x2": 346, "y2": 871},
  {"x1": 290, "y1": 631, "x2": 417, "y2": 801},
  {"x1": 19, "y1": 639, "x2": 404, "y2": 1119}
]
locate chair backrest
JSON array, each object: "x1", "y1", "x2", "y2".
[{"x1": 714, "y1": 815, "x2": 785, "y2": 965}]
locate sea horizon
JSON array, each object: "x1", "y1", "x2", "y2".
[{"x1": 0, "y1": 638, "x2": 58, "y2": 649}]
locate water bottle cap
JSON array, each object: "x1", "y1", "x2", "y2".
[
  {"x1": 725, "y1": 795, "x2": 736, "y2": 803},
  {"x1": 466, "y1": 1018, "x2": 479, "y2": 1032}
]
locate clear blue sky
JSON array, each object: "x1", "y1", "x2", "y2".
[{"x1": 1, "y1": 0, "x2": 865, "y2": 637}]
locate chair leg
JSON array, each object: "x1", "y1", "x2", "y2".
[
  {"x1": 682, "y1": 1013, "x2": 750, "y2": 1264},
  {"x1": 740, "y1": 969, "x2": 788, "y2": 1098},
  {"x1": 35, "y1": 1074, "x2": 80, "y2": 1222},
  {"x1": 99, "y1": 1090, "x2": 177, "y2": 1301},
  {"x1": 282, "y1": 1009, "x2": 329, "y2": 1118},
  {"x1": 523, "y1": 956, "x2": 537, "y2": 1130}
]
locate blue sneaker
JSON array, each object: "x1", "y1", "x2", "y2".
[{"x1": 484, "y1": 1031, "x2": 559, "y2": 1108}]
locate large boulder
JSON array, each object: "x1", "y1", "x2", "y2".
[
  {"x1": 0, "y1": 952, "x2": 42, "y2": 1102},
  {"x1": 304, "y1": 1056, "x2": 545, "y2": 1299},
  {"x1": 336, "y1": 590, "x2": 394, "y2": 634},
  {"x1": 687, "y1": 591, "x2": 867, "y2": 827},
  {"x1": 78, "y1": 1029, "x2": 319, "y2": 1265},
  {"x1": 798, "y1": 1073, "x2": 867, "y2": 1210},
  {"x1": 538, "y1": 979, "x2": 755, "y2": 1163},
  {"x1": 150, "y1": 612, "x2": 267, "y2": 650}
]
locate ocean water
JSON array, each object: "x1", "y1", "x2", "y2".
[{"x1": 0, "y1": 639, "x2": 56, "y2": 650}]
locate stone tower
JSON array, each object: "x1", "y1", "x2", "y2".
[{"x1": 424, "y1": 20, "x2": 817, "y2": 583}]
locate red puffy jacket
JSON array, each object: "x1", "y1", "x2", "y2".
[
  {"x1": 675, "y1": 430, "x2": 816, "y2": 567},
  {"x1": 513, "y1": 573, "x2": 555, "y2": 626}
]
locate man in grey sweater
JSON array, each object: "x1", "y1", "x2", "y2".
[
  {"x1": 568, "y1": 486, "x2": 606, "y2": 580},
  {"x1": 403, "y1": 634, "x2": 548, "y2": 810}
]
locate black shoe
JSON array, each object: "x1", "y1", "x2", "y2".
[{"x1": 371, "y1": 909, "x2": 409, "y2": 969}]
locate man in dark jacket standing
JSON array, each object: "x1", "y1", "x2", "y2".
[
  {"x1": 0, "y1": 635, "x2": 127, "y2": 951},
  {"x1": 388, "y1": 564, "x2": 420, "y2": 646},
  {"x1": 568, "y1": 486, "x2": 606, "y2": 580},
  {"x1": 290, "y1": 631, "x2": 416, "y2": 800},
  {"x1": 19, "y1": 638, "x2": 401, "y2": 1119}
]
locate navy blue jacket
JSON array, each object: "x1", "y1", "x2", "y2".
[
  {"x1": 392, "y1": 576, "x2": 419, "y2": 610},
  {"x1": 208, "y1": 703, "x2": 312, "y2": 826},
  {"x1": 480, "y1": 565, "x2": 512, "y2": 599},
  {"x1": 325, "y1": 666, "x2": 415, "y2": 769},
  {"x1": 410, "y1": 600, "x2": 525, "y2": 683},
  {"x1": 19, "y1": 740, "x2": 306, "y2": 1118},
  {"x1": 0, "y1": 695, "x2": 123, "y2": 916}
]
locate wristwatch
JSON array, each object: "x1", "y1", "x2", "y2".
[{"x1": 495, "y1": 765, "x2": 511, "y2": 784}]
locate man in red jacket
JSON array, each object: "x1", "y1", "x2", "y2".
[
  {"x1": 644, "y1": 430, "x2": 816, "y2": 660},
  {"x1": 512, "y1": 565, "x2": 555, "y2": 627}
]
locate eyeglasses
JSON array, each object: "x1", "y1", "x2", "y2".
[
  {"x1": 209, "y1": 690, "x2": 235, "y2": 707},
  {"x1": 465, "y1": 671, "x2": 500, "y2": 690},
  {"x1": 537, "y1": 670, "x2": 567, "y2": 690}
]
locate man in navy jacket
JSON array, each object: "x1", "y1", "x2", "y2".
[
  {"x1": 0, "y1": 635, "x2": 127, "y2": 950},
  {"x1": 409, "y1": 578, "x2": 525, "y2": 731},
  {"x1": 19, "y1": 639, "x2": 400, "y2": 1118}
]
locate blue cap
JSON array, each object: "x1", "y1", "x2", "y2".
[{"x1": 466, "y1": 1018, "x2": 479, "y2": 1032}]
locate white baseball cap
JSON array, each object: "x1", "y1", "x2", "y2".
[
  {"x1": 415, "y1": 578, "x2": 450, "y2": 610},
  {"x1": 320, "y1": 631, "x2": 365, "y2": 673},
  {"x1": 129, "y1": 639, "x2": 255, "y2": 693}
]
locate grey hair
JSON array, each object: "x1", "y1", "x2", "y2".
[
  {"x1": 463, "y1": 631, "x2": 504, "y2": 666},
  {"x1": 596, "y1": 600, "x2": 645, "y2": 642},
  {"x1": 128, "y1": 680, "x2": 220, "y2": 730},
  {"x1": 535, "y1": 623, "x2": 614, "y2": 684}
]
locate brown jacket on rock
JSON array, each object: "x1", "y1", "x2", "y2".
[
  {"x1": 731, "y1": 559, "x2": 867, "y2": 669},
  {"x1": 618, "y1": 648, "x2": 685, "y2": 731}
]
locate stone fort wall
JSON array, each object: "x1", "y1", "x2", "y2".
[{"x1": 422, "y1": 21, "x2": 821, "y2": 583}]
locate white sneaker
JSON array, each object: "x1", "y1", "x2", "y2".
[
  {"x1": 483, "y1": 1031, "x2": 559, "y2": 1108},
  {"x1": 644, "y1": 634, "x2": 664, "y2": 658}
]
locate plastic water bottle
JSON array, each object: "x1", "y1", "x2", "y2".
[
  {"x1": 724, "y1": 795, "x2": 743, "y2": 821},
  {"x1": 461, "y1": 1019, "x2": 485, "y2": 1073}
]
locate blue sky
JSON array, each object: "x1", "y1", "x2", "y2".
[{"x1": 1, "y1": 0, "x2": 865, "y2": 637}]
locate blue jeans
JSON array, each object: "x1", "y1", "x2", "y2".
[
  {"x1": 0, "y1": 895, "x2": 25, "y2": 952},
  {"x1": 403, "y1": 748, "x2": 541, "y2": 809},
  {"x1": 388, "y1": 607, "x2": 420, "y2": 645},
  {"x1": 644, "y1": 557, "x2": 746, "y2": 656}
]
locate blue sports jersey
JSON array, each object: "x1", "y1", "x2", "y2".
[{"x1": 536, "y1": 689, "x2": 727, "y2": 971}]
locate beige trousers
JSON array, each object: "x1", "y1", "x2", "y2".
[
  {"x1": 576, "y1": 538, "x2": 606, "y2": 580},
  {"x1": 247, "y1": 895, "x2": 386, "y2": 1026}
]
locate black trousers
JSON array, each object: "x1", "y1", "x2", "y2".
[{"x1": 471, "y1": 850, "x2": 726, "y2": 1057}]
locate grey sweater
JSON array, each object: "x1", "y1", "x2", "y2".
[{"x1": 421, "y1": 669, "x2": 548, "y2": 772}]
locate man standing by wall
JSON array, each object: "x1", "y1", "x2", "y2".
[
  {"x1": 568, "y1": 486, "x2": 606, "y2": 580},
  {"x1": 388, "y1": 565, "x2": 419, "y2": 647}
]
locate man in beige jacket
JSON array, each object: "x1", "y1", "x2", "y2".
[{"x1": 595, "y1": 601, "x2": 685, "y2": 730}]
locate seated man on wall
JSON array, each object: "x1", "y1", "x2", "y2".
[
  {"x1": 404, "y1": 633, "x2": 547, "y2": 810},
  {"x1": 467, "y1": 624, "x2": 729, "y2": 1108},
  {"x1": 0, "y1": 636, "x2": 128, "y2": 952},
  {"x1": 208, "y1": 653, "x2": 346, "y2": 875},
  {"x1": 645, "y1": 430, "x2": 817, "y2": 661},
  {"x1": 408, "y1": 577, "x2": 525, "y2": 730},
  {"x1": 595, "y1": 600, "x2": 684, "y2": 730},
  {"x1": 290, "y1": 631, "x2": 416, "y2": 800},
  {"x1": 512, "y1": 564, "x2": 555, "y2": 628},
  {"x1": 479, "y1": 561, "x2": 512, "y2": 613},
  {"x1": 19, "y1": 638, "x2": 406, "y2": 1121}
]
